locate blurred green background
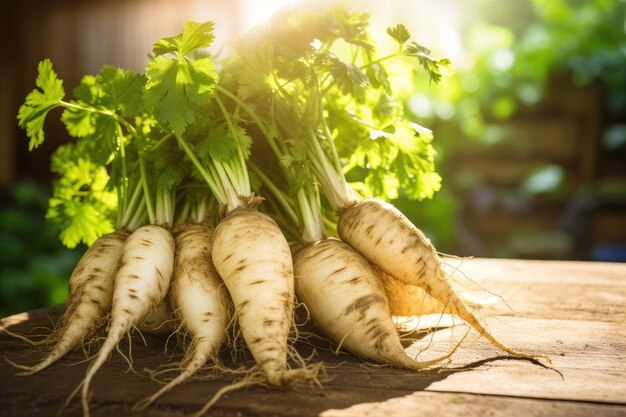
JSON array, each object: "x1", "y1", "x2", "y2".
[
  {"x1": 1, "y1": 0, "x2": 625, "y2": 317},
  {"x1": 0, "y1": 181, "x2": 83, "y2": 317}
]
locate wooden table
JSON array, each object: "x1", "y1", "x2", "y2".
[{"x1": 1, "y1": 258, "x2": 625, "y2": 417}]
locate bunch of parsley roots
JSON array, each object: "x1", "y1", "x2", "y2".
[{"x1": 12, "y1": 7, "x2": 541, "y2": 417}]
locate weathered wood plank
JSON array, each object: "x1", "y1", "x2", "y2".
[
  {"x1": 321, "y1": 392, "x2": 626, "y2": 417},
  {"x1": 418, "y1": 317, "x2": 626, "y2": 404},
  {"x1": 444, "y1": 258, "x2": 626, "y2": 322},
  {"x1": 1, "y1": 258, "x2": 625, "y2": 417},
  {"x1": 445, "y1": 258, "x2": 626, "y2": 287}
]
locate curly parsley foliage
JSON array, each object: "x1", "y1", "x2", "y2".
[
  {"x1": 404, "y1": 42, "x2": 453, "y2": 85},
  {"x1": 144, "y1": 21, "x2": 219, "y2": 135},
  {"x1": 46, "y1": 142, "x2": 117, "y2": 248},
  {"x1": 17, "y1": 59, "x2": 65, "y2": 150},
  {"x1": 387, "y1": 24, "x2": 411, "y2": 49},
  {"x1": 227, "y1": 7, "x2": 447, "y2": 205},
  {"x1": 17, "y1": 56, "x2": 161, "y2": 246}
]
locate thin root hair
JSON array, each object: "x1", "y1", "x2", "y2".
[
  {"x1": 440, "y1": 258, "x2": 513, "y2": 312},
  {"x1": 132, "y1": 325, "x2": 148, "y2": 347},
  {"x1": 412, "y1": 299, "x2": 454, "y2": 359},
  {"x1": 333, "y1": 328, "x2": 355, "y2": 356},
  {"x1": 0, "y1": 326, "x2": 57, "y2": 348},
  {"x1": 143, "y1": 366, "x2": 183, "y2": 384},
  {"x1": 192, "y1": 373, "x2": 265, "y2": 417},
  {"x1": 163, "y1": 320, "x2": 186, "y2": 357}
]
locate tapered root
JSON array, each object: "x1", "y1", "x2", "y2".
[
  {"x1": 132, "y1": 347, "x2": 215, "y2": 411},
  {"x1": 0, "y1": 327, "x2": 50, "y2": 347},
  {"x1": 212, "y1": 208, "x2": 314, "y2": 386},
  {"x1": 80, "y1": 327, "x2": 126, "y2": 417},
  {"x1": 338, "y1": 198, "x2": 546, "y2": 362}
]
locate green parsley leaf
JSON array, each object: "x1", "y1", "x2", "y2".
[
  {"x1": 46, "y1": 143, "x2": 117, "y2": 248},
  {"x1": 326, "y1": 55, "x2": 370, "y2": 95},
  {"x1": 387, "y1": 24, "x2": 411, "y2": 49},
  {"x1": 61, "y1": 106, "x2": 96, "y2": 138},
  {"x1": 144, "y1": 22, "x2": 218, "y2": 134},
  {"x1": 366, "y1": 63, "x2": 392, "y2": 94},
  {"x1": 329, "y1": 7, "x2": 375, "y2": 57},
  {"x1": 47, "y1": 197, "x2": 115, "y2": 248},
  {"x1": 203, "y1": 124, "x2": 239, "y2": 162},
  {"x1": 153, "y1": 21, "x2": 216, "y2": 58},
  {"x1": 17, "y1": 59, "x2": 65, "y2": 150},
  {"x1": 81, "y1": 116, "x2": 117, "y2": 166},
  {"x1": 232, "y1": 124, "x2": 253, "y2": 159},
  {"x1": 405, "y1": 42, "x2": 453, "y2": 84},
  {"x1": 97, "y1": 66, "x2": 146, "y2": 117}
]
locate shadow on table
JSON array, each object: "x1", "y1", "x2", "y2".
[{"x1": 0, "y1": 308, "x2": 523, "y2": 417}]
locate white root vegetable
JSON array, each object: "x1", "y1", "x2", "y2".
[
  {"x1": 293, "y1": 238, "x2": 462, "y2": 369},
  {"x1": 77, "y1": 224, "x2": 174, "y2": 417},
  {"x1": 211, "y1": 207, "x2": 313, "y2": 386},
  {"x1": 8, "y1": 230, "x2": 128, "y2": 375},
  {"x1": 338, "y1": 198, "x2": 542, "y2": 360},
  {"x1": 134, "y1": 223, "x2": 231, "y2": 411}
]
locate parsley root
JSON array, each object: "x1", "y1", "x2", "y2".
[
  {"x1": 134, "y1": 223, "x2": 231, "y2": 410},
  {"x1": 79, "y1": 225, "x2": 174, "y2": 417},
  {"x1": 338, "y1": 198, "x2": 540, "y2": 359},
  {"x1": 293, "y1": 238, "x2": 461, "y2": 369},
  {"x1": 9, "y1": 230, "x2": 128, "y2": 375},
  {"x1": 212, "y1": 207, "x2": 312, "y2": 386}
]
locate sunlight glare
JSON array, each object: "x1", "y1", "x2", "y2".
[{"x1": 239, "y1": 0, "x2": 296, "y2": 32}]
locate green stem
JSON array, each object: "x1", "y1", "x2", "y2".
[
  {"x1": 308, "y1": 77, "x2": 347, "y2": 184},
  {"x1": 314, "y1": 85, "x2": 344, "y2": 176},
  {"x1": 249, "y1": 162, "x2": 298, "y2": 226},
  {"x1": 166, "y1": 189, "x2": 174, "y2": 226},
  {"x1": 59, "y1": 101, "x2": 115, "y2": 117},
  {"x1": 148, "y1": 132, "x2": 173, "y2": 153},
  {"x1": 139, "y1": 156, "x2": 155, "y2": 224},
  {"x1": 212, "y1": 160, "x2": 241, "y2": 210},
  {"x1": 357, "y1": 52, "x2": 401, "y2": 70},
  {"x1": 176, "y1": 199, "x2": 191, "y2": 225},
  {"x1": 307, "y1": 130, "x2": 353, "y2": 209},
  {"x1": 297, "y1": 187, "x2": 325, "y2": 242},
  {"x1": 176, "y1": 134, "x2": 227, "y2": 204},
  {"x1": 127, "y1": 200, "x2": 146, "y2": 231},
  {"x1": 215, "y1": 85, "x2": 285, "y2": 161},
  {"x1": 155, "y1": 188, "x2": 174, "y2": 227},
  {"x1": 155, "y1": 188, "x2": 164, "y2": 226},
  {"x1": 195, "y1": 198, "x2": 207, "y2": 224},
  {"x1": 214, "y1": 93, "x2": 251, "y2": 196},
  {"x1": 350, "y1": 44, "x2": 359, "y2": 65},
  {"x1": 120, "y1": 181, "x2": 143, "y2": 228},
  {"x1": 270, "y1": 99, "x2": 291, "y2": 158},
  {"x1": 60, "y1": 100, "x2": 137, "y2": 138},
  {"x1": 115, "y1": 185, "x2": 123, "y2": 228},
  {"x1": 115, "y1": 124, "x2": 129, "y2": 217}
]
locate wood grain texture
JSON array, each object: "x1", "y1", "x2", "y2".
[{"x1": 1, "y1": 258, "x2": 625, "y2": 417}]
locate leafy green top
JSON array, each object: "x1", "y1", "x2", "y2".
[
  {"x1": 225, "y1": 7, "x2": 448, "y2": 208},
  {"x1": 144, "y1": 21, "x2": 219, "y2": 135},
  {"x1": 17, "y1": 59, "x2": 65, "y2": 150},
  {"x1": 18, "y1": 12, "x2": 447, "y2": 246}
]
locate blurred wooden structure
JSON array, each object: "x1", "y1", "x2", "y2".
[
  {"x1": 0, "y1": 0, "x2": 239, "y2": 187},
  {"x1": 1, "y1": 258, "x2": 625, "y2": 416},
  {"x1": 449, "y1": 76, "x2": 626, "y2": 260}
]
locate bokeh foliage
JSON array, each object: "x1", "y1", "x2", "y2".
[
  {"x1": 0, "y1": 181, "x2": 83, "y2": 317},
  {"x1": 401, "y1": 0, "x2": 626, "y2": 251}
]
